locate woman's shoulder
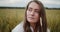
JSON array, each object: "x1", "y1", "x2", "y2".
[{"x1": 12, "y1": 21, "x2": 24, "y2": 32}]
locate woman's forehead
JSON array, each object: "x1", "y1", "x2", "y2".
[{"x1": 28, "y1": 2, "x2": 41, "y2": 10}]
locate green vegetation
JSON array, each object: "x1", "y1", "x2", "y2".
[
  {"x1": 46, "y1": 9, "x2": 60, "y2": 32},
  {"x1": 0, "y1": 9, "x2": 60, "y2": 32}
]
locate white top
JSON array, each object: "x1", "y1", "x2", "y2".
[
  {"x1": 12, "y1": 22, "x2": 50, "y2": 32},
  {"x1": 12, "y1": 22, "x2": 24, "y2": 32}
]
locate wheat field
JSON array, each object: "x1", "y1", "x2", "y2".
[{"x1": 0, "y1": 9, "x2": 60, "y2": 32}]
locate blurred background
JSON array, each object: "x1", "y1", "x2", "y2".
[{"x1": 0, "y1": 0, "x2": 60, "y2": 32}]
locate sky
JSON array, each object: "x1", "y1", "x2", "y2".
[{"x1": 0, "y1": 0, "x2": 60, "y2": 8}]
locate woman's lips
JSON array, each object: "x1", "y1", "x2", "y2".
[{"x1": 28, "y1": 17, "x2": 34, "y2": 19}]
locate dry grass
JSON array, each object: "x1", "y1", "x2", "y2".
[{"x1": 0, "y1": 9, "x2": 60, "y2": 32}]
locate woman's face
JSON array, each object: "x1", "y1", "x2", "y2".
[{"x1": 27, "y1": 2, "x2": 41, "y2": 23}]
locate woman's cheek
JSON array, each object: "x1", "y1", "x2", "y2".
[
  {"x1": 34, "y1": 14, "x2": 39, "y2": 20},
  {"x1": 27, "y1": 11, "x2": 29, "y2": 16}
]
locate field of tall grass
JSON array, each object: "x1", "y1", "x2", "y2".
[{"x1": 0, "y1": 9, "x2": 60, "y2": 32}]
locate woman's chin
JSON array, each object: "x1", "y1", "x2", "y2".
[{"x1": 28, "y1": 20, "x2": 37, "y2": 23}]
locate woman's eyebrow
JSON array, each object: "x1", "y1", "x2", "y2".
[
  {"x1": 35, "y1": 9, "x2": 39, "y2": 10},
  {"x1": 28, "y1": 7, "x2": 33, "y2": 9}
]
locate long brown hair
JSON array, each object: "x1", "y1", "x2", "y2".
[{"x1": 23, "y1": 0, "x2": 47, "y2": 32}]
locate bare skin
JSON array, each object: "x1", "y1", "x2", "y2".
[{"x1": 27, "y1": 2, "x2": 41, "y2": 29}]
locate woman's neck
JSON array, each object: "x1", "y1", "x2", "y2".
[{"x1": 30, "y1": 23, "x2": 36, "y2": 29}]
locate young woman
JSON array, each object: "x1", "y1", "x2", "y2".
[{"x1": 12, "y1": 0, "x2": 48, "y2": 32}]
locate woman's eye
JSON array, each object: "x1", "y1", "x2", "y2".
[
  {"x1": 28, "y1": 8, "x2": 32, "y2": 11},
  {"x1": 29, "y1": 9, "x2": 32, "y2": 11},
  {"x1": 35, "y1": 10, "x2": 39, "y2": 13}
]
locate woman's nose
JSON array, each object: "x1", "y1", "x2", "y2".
[{"x1": 30, "y1": 11, "x2": 34, "y2": 16}]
